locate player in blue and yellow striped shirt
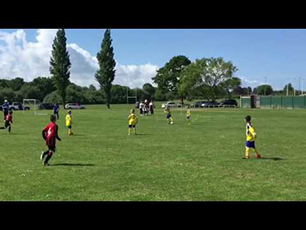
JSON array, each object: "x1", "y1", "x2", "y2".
[
  {"x1": 244, "y1": 115, "x2": 262, "y2": 159},
  {"x1": 164, "y1": 107, "x2": 174, "y2": 124}
]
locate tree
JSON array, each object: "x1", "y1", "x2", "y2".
[
  {"x1": 95, "y1": 29, "x2": 116, "y2": 109},
  {"x1": 50, "y1": 29, "x2": 71, "y2": 108},
  {"x1": 283, "y1": 83, "x2": 294, "y2": 95},
  {"x1": 9, "y1": 77, "x2": 25, "y2": 91},
  {"x1": 256, "y1": 85, "x2": 273, "y2": 95},
  {"x1": 142, "y1": 83, "x2": 156, "y2": 100},
  {"x1": 179, "y1": 57, "x2": 238, "y2": 101},
  {"x1": 221, "y1": 77, "x2": 241, "y2": 99},
  {"x1": 152, "y1": 55, "x2": 191, "y2": 99}
]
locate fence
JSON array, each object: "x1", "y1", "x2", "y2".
[{"x1": 240, "y1": 95, "x2": 306, "y2": 109}]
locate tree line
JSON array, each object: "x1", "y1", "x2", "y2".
[{"x1": 1, "y1": 29, "x2": 299, "y2": 107}]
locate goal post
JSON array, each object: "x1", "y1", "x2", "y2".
[{"x1": 23, "y1": 99, "x2": 48, "y2": 115}]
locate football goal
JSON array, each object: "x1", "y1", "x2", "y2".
[{"x1": 23, "y1": 99, "x2": 48, "y2": 115}]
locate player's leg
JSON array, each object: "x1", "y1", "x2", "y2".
[
  {"x1": 170, "y1": 116, "x2": 174, "y2": 124},
  {"x1": 245, "y1": 147, "x2": 251, "y2": 159},
  {"x1": 133, "y1": 125, "x2": 136, "y2": 134},
  {"x1": 44, "y1": 146, "x2": 55, "y2": 165},
  {"x1": 254, "y1": 147, "x2": 261, "y2": 158},
  {"x1": 128, "y1": 125, "x2": 132, "y2": 135},
  {"x1": 8, "y1": 124, "x2": 11, "y2": 133}
]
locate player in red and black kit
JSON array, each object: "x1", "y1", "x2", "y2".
[
  {"x1": 0, "y1": 110, "x2": 13, "y2": 132},
  {"x1": 40, "y1": 114, "x2": 61, "y2": 166}
]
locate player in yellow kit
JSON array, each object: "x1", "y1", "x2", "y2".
[
  {"x1": 244, "y1": 115, "x2": 261, "y2": 159},
  {"x1": 186, "y1": 106, "x2": 191, "y2": 125},
  {"x1": 65, "y1": 110, "x2": 73, "y2": 135},
  {"x1": 128, "y1": 109, "x2": 138, "y2": 135},
  {"x1": 164, "y1": 106, "x2": 174, "y2": 124}
]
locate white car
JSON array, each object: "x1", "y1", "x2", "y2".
[
  {"x1": 65, "y1": 103, "x2": 86, "y2": 109},
  {"x1": 161, "y1": 101, "x2": 177, "y2": 108}
]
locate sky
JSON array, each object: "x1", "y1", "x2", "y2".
[{"x1": 1, "y1": 29, "x2": 306, "y2": 90}]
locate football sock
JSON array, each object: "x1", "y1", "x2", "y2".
[
  {"x1": 44, "y1": 151, "x2": 53, "y2": 164},
  {"x1": 0, "y1": 127, "x2": 4, "y2": 129},
  {"x1": 245, "y1": 148, "x2": 251, "y2": 158},
  {"x1": 8, "y1": 127, "x2": 11, "y2": 132}
]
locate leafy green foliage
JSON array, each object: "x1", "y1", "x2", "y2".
[
  {"x1": 95, "y1": 29, "x2": 116, "y2": 109},
  {"x1": 152, "y1": 55, "x2": 191, "y2": 98},
  {"x1": 50, "y1": 29, "x2": 71, "y2": 107},
  {"x1": 180, "y1": 57, "x2": 238, "y2": 100}
]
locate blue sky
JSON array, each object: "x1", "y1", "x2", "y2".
[{"x1": 1, "y1": 29, "x2": 306, "y2": 90}]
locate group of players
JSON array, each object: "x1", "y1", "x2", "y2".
[
  {"x1": 1, "y1": 100, "x2": 73, "y2": 166},
  {"x1": 1, "y1": 99, "x2": 261, "y2": 166},
  {"x1": 128, "y1": 103, "x2": 261, "y2": 159}
]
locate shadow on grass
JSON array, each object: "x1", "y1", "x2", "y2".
[
  {"x1": 260, "y1": 157, "x2": 284, "y2": 161},
  {"x1": 51, "y1": 163, "x2": 95, "y2": 167},
  {"x1": 242, "y1": 157, "x2": 284, "y2": 161},
  {"x1": 69, "y1": 133, "x2": 85, "y2": 137}
]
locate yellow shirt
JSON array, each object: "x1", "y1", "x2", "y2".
[
  {"x1": 186, "y1": 109, "x2": 191, "y2": 117},
  {"x1": 128, "y1": 113, "x2": 137, "y2": 125},
  {"x1": 164, "y1": 108, "x2": 171, "y2": 115},
  {"x1": 65, "y1": 114, "x2": 72, "y2": 127},
  {"x1": 246, "y1": 123, "x2": 256, "y2": 142}
]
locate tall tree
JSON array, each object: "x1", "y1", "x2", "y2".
[
  {"x1": 95, "y1": 29, "x2": 116, "y2": 109},
  {"x1": 152, "y1": 55, "x2": 191, "y2": 99},
  {"x1": 221, "y1": 77, "x2": 241, "y2": 99},
  {"x1": 179, "y1": 57, "x2": 238, "y2": 101},
  {"x1": 50, "y1": 29, "x2": 71, "y2": 108},
  {"x1": 283, "y1": 83, "x2": 294, "y2": 95},
  {"x1": 256, "y1": 84, "x2": 273, "y2": 95},
  {"x1": 142, "y1": 83, "x2": 156, "y2": 100}
]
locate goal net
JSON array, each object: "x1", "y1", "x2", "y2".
[{"x1": 23, "y1": 99, "x2": 48, "y2": 115}]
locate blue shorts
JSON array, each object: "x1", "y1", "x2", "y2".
[
  {"x1": 245, "y1": 141, "x2": 255, "y2": 149},
  {"x1": 128, "y1": 125, "x2": 135, "y2": 128},
  {"x1": 166, "y1": 114, "x2": 171, "y2": 119}
]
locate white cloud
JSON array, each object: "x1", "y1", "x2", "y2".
[
  {"x1": 240, "y1": 76, "x2": 266, "y2": 87},
  {"x1": 0, "y1": 29, "x2": 159, "y2": 89}
]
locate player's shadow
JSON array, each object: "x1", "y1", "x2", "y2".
[
  {"x1": 51, "y1": 163, "x2": 95, "y2": 167},
  {"x1": 259, "y1": 157, "x2": 284, "y2": 161}
]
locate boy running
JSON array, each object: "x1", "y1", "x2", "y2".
[
  {"x1": 128, "y1": 109, "x2": 138, "y2": 135},
  {"x1": 65, "y1": 110, "x2": 73, "y2": 135},
  {"x1": 244, "y1": 115, "x2": 262, "y2": 159},
  {"x1": 186, "y1": 106, "x2": 191, "y2": 125},
  {"x1": 41, "y1": 115, "x2": 61, "y2": 166},
  {"x1": 0, "y1": 110, "x2": 13, "y2": 133},
  {"x1": 164, "y1": 106, "x2": 174, "y2": 124}
]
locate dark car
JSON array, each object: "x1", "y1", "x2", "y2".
[
  {"x1": 39, "y1": 103, "x2": 54, "y2": 110},
  {"x1": 201, "y1": 101, "x2": 220, "y2": 108},
  {"x1": 193, "y1": 101, "x2": 208, "y2": 108},
  {"x1": 219, "y1": 99, "x2": 238, "y2": 107}
]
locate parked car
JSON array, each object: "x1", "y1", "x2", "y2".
[
  {"x1": 9, "y1": 102, "x2": 30, "y2": 110},
  {"x1": 193, "y1": 101, "x2": 208, "y2": 108},
  {"x1": 65, "y1": 103, "x2": 86, "y2": 109},
  {"x1": 201, "y1": 101, "x2": 220, "y2": 108},
  {"x1": 39, "y1": 103, "x2": 54, "y2": 110},
  {"x1": 219, "y1": 99, "x2": 238, "y2": 107},
  {"x1": 161, "y1": 101, "x2": 176, "y2": 108}
]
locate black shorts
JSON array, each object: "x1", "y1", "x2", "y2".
[
  {"x1": 128, "y1": 125, "x2": 136, "y2": 128},
  {"x1": 67, "y1": 125, "x2": 72, "y2": 129},
  {"x1": 4, "y1": 121, "x2": 10, "y2": 128},
  {"x1": 48, "y1": 145, "x2": 56, "y2": 152}
]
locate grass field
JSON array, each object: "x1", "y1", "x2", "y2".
[{"x1": 1, "y1": 104, "x2": 306, "y2": 201}]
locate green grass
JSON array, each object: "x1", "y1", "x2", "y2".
[{"x1": 1, "y1": 105, "x2": 306, "y2": 201}]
